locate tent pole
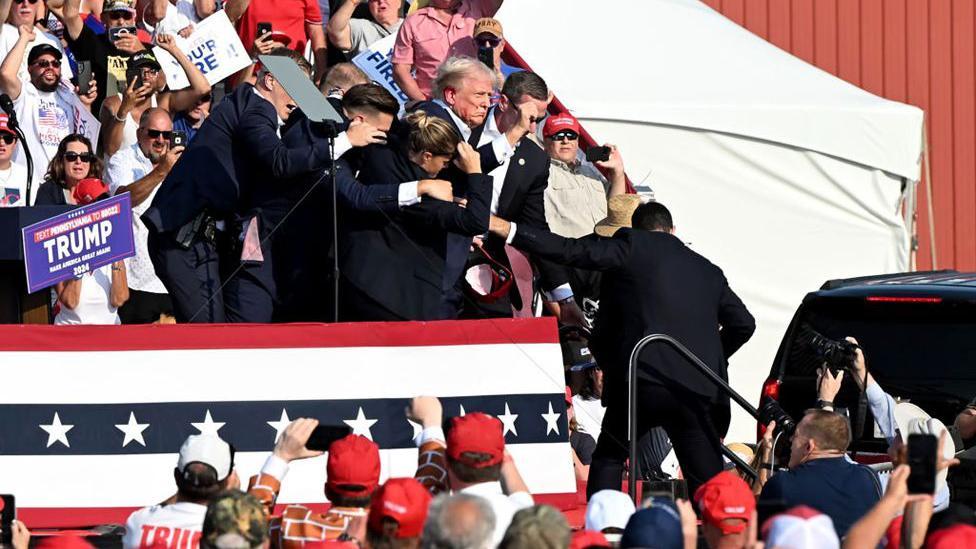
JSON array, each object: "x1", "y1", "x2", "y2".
[{"x1": 923, "y1": 120, "x2": 937, "y2": 270}]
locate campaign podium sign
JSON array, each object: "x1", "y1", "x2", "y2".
[{"x1": 21, "y1": 194, "x2": 136, "y2": 293}]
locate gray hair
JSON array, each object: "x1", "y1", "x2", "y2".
[
  {"x1": 421, "y1": 493, "x2": 496, "y2": 549},
  {"x1": 499, "y1": 505, "x2": 570, "y2": 549},
  {"x1": 432, "y1": 56, "x2": 498, "y2": 99}
]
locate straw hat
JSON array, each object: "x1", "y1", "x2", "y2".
[{"x1": 594, "y1": 194, "x2": 642, "y2": 237}]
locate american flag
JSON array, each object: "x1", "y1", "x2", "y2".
[
  {"x1": 38, "y1": 103, "x2": 60, "y2": 126},
  {"x1": 0, "y1": 319, "x2": 575, "y2": 528}
]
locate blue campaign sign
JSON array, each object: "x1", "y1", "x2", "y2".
[{"x1": 21, "y1": 193, "x2": 136, "y2": 293}]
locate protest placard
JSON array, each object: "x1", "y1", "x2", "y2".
[
  {"x1": 153, "y1": 11, "x2": 251, "y2": 89},
  {"x1": 352, "y1": 33, "x2": 408, "y2": 110},
  {"x1": 21, "y1": 194, "x2": 135, "y2": 293}
]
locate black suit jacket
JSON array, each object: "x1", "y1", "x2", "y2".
[
  {"x1": 336, "y1": 124, "x2": 493, "y2": 321},
  {"x1": 512, "y1": 226, "x2": 756, "y2": 401},
  {"x1": 143, "y1": 84, "x2": 335, "y2": 234}
]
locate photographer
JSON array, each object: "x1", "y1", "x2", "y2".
[
  {"x1": 758, "y1": 409, "x2": 883, "y2": 537},
  {"x1": 814, "y1": 337, "x2": 899, "y2": 449}
]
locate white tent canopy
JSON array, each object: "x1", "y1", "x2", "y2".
[{"x1": 498, "y1": 0, "x2": 925, "y2": 441}]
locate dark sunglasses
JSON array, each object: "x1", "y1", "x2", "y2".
[
  {"x1": 146, "y1": 129, "x2": 173, "y2": 139},
  {"x1": 477, "y1": 36, "x2": 502, "y2": 48},
  {"x1": 0, "y1": 134, "x2": 16, "y2": 144},
  {"x1": 31, "y1": 59, "x2": 61, "y2": 69},
  {"x1": 64, "y1": 151, "x2": 94, "y2": 163},
  {"x1": 14, "y1": 0, "x2": 39, "y2": 4},
  {"x1": 550, "y1": 131, "x2": 579, "y2": 142},
  {"x1": 107, "y1": 10, "x2": 134, "y2": 20}
]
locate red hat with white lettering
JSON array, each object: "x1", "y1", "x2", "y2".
[
  {"x1": 327, "y1": 434, "x2": 380, "y2": 499},
  {"x1": 446, "y1": 412, "x2": 505, "y2": 468},
  {"x1": 694, "y1": 471, "x2": 755, "y2": 535},
  {"x1": 543, "y1": 111, "x2": 581, "y2": 138},
  {"x1": 367, "y1": 478, "x2": 432, "y2": 539},
  {"x1": 0, "y1": 114, "x2": 16, "y2": 136}
]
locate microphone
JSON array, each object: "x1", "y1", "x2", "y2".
[{"x1": 0, "y1": 93, "x2": 17, "y2": 127}]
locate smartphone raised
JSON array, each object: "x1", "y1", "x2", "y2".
[
  {"x1": 257, "y1": 22, "x2": 272, "y2": 37},
  {"x1": 305, "y1": 424, "x2": 353, "y2": 451},
  {"x1": 477, "y1": 46, "x2": 494, "y2": 70},
  {"x1": 171, "y1": 130, "x2": 187, "y2": 148},
  {"x1": 126, "y1": 67, "x2": 144, "y2": 91},
  {"x1": 77, "y1": 60, "x2": 93, "y2": 95},
  {"x1": 585, "y1": 145, "x2": 611, "y2": 163},
  {"x1": 0, "y1": 494, "x2": 15, "y2": 545},
  {"x1": 907, "y1": 433, "x2": 938, "y2": 494},
  {"x1": 108, "y1": 26, "x2": 137, "y2": 42}
]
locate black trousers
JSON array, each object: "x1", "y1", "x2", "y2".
[
  {"x1": 224, "y1": 268, "x2": 274, "y2": 323},
  {"x1": 118, "y1": 289, "x2": 174, "y2": 324},
  {"x1": 587, "y1": 379, "x2": 724, "y2": 500},
  {"x1": 337, "y1": 278, "x2": 405, "y2": 322},
  {"x1": 147, "y1": 228, "x2": 226, "y2": 323}
]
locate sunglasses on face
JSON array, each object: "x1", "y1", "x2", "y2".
[
  {"x1": 31, "y1": 59, "x2": 61, "y2": 69},
  {"x1": 550, "y1": 131, "x2": 579, "y2": 142},
  {"x1": 14, "y1": 0, "x2": 39, "y2": 4},
  {"x1": 477, "y1": 36, "x2": 501, "y2": 48},
  {"x1": 64, "y1": 151, "x2": 94, "y2": 163},
  {"x1": 0, "y1": 134, "x2": 16, "y2": 144},
  {"x1": 146, "y1": 129, "x2": 172, "y2": 139},
  {"x1": 107, "y1": 10, "x2": 134, "y2": 20}
]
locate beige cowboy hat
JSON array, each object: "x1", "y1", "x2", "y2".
[{"x1": 594, "y1": 194, "x2": 643, "y2": 237}]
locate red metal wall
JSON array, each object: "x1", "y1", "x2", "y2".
[{"x1": 702, "y1": 0, "x2": 976, "y2": 271}]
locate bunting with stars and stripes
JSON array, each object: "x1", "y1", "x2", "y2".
[{"x1": 0, "y1": 318, "x2": 575, "y2": 529}]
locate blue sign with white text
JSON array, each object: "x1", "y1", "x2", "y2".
[{"x1": 21, "y1": 193, "x2": 135, "y2": 293}]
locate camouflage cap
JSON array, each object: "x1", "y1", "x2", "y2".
[{"x1": 202, "y1": 491, "x2": 269, "y2": 549}]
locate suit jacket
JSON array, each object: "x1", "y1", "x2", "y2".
[
  {"x1": 143, "y1": 84, "x2": 335, "y2": 234},
  {"x1": 512, "y1": 226, "x2": 756, "y2": 402},
  {"x1": 336, "y1": 124, "x2": 493, "y2": 321}
]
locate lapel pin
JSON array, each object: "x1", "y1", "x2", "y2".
[{"x1": 518, "y1": 158, "x2": 526, "y2": 166}]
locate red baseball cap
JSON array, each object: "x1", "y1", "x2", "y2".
[
  {"x1": 367, "y1": 478, "x2": 432, "y2": 539},
  {"x1": 543, "y1": 112, "x2": 581, "y2": 138},
  {"x1": 327, "y1": 434, "x2": 380, "y2": 499},
  {"x1": 0, "y1": 114, "x2": 16, "y2": 136},
  {"x1": 446, "y1": 412, "x2": 505, "y2": 468},
  {"x1": 72, "y1": 178, "x2": 109, "y2": 205},
  {"x1": 927, "y1": 524, "x2": 976, "y2": 548},
  {"x1": 694, "y1": 471, "x2": 755, "y2": 535},
  {"x1": 570, "y1": 530, "x2": 610, "y2": 549}
]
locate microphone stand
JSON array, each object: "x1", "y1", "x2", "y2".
[{"x1": 318, "y1": 119, "x2": 341, "y2": 323}]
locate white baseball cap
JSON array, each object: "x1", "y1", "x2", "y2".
[
  {"x1": 586, "y1": 489, "x2": 636, "y2": 538},
  {"x1": 764, "y1": 506, "x2": 839, "y2": 549},
  {"x1": 177, "y1": 434, "x2": 233, "y2": 481}
]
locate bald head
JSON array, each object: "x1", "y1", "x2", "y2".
[
  {"x1": 422, "y1": 494, "x2": 495, "y2": 549},
  {"x1": 137, "y1": 107, "x2": 174, "y2": 163}
]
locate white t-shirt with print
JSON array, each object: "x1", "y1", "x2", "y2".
[
  {"x1": 54, "y1": 264, "x2": 121, "y2": 325},
  {"x1": 0, "y1": 161, "x2": 28, "y2": 206},
  {"x1": 122, "y1": 501, "x2": 206, "y2": 549},
  {"x1": 13, "y1": 82, "x2": 74, "y2": 193}
]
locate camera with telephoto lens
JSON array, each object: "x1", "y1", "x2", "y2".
[
  {"x1": 804, "y1": 325, "x2": 859, "y2": 374},
  {"x1": 758, "y1": 395, "x2": 796, "y2": 439}
]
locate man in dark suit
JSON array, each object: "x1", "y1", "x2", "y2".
[
  {"x1": 489, "y1": 201, "x2": 756, "y2": 498},
  {"x1": 142, "y1": 48, "x2": 388, "y2": 323},
  {"x1": 409, "y1": 61, "x2": 583, "y2": 324}
]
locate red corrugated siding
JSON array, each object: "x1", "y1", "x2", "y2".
[{"x1": 703, "y1": 0, "x2": 976, "y2": 270}]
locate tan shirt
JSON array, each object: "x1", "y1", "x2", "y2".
[{"x1": 544, "y1": 159, "x2": 610, "y2": 238}]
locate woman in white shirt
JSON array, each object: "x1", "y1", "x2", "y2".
[{"x1": 36, "y1": 134, "x2": 129, "y2": 324}]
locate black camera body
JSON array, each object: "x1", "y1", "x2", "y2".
[
  {"x1": 758, "y1": 395, "x2": 796, "y2": 439},
  {"x1": 806, "y1": 327, "x2": 858, "y2": 374}
]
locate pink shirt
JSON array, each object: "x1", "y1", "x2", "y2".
[{"x1": 392, "y1": 0, "x2": 496, "y2": 98}]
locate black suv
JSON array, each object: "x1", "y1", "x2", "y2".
[{"x1": 760, "y1": 270, "x2": 976, "y2": 453}]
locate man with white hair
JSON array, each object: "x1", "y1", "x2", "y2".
[{"x1": 421, "y1": 493, "x2": 496, "y2": 549}]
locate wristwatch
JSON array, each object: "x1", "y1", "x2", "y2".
[{"x1": 816, "y1": 399, "x2": 834, "y2": 410}]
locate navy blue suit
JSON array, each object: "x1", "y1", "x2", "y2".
[
  {"x1": 143, "y1": 84, "x2": 381, "y2": 323},
  {"x1": 224, "y1": 109, "x2": 402, "y2": 323},
  {"x1": 335, "y1": 122, "x2": 493, "y2": 321}
]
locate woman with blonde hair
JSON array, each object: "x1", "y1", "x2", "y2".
[{"x1": 337, "y1": 109, "x2": 493, "y2": 321}]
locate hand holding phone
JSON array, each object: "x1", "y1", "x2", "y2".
[
  {"x1": 0, "y1": 494, "x2": 15, "y2": 545},
  {"x1": 170, "y1": 130, "x2": 187, "y2": 148},
  {"x1": 907, "y1": 433, "x2": 938, "y2": 494},
  {"x1": 305, "y1": 424, "x2": 353, "y2": 451},
  {"x1": 585, "y1": 146, "x2": 611, "y2": 163},
  {"x1": 256, "y1": 22, "x2": 272, "y2": 37},
  {"x1": 76, "y1": 60, "x2": 93, "y2": 95}
]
